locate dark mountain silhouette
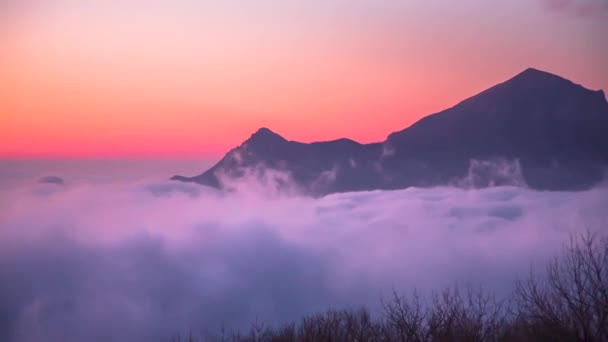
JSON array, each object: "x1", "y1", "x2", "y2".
[{"x1": 172, "y1": 68, "x2": 608, "y2": 195}]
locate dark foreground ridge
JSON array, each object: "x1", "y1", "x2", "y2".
[{"x1": 172, "y1": 68, "x2": 608, "y2": 195}]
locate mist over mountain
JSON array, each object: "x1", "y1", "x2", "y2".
[{"x1": 173, "y1": 68, "x2": 608, "y2": 196}]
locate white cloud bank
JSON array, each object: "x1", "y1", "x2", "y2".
[{"x1": 0, "y1": 177, "x2": 607, "y2": 341}]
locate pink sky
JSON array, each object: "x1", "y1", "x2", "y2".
[{"x1": 1, "y1": 0, "x2": 607, "y2": 158}]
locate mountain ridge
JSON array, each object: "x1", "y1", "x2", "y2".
[{"x1": 172, "y1": 68, "x2": 608, "y2": 195}]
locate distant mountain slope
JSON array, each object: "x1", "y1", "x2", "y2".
[
  {"x1": 172, "y1": 68, "x2": 608, "y2": 195},
  {"x1": 172, "y1": 128, "x2": 384, "y2": 194}
]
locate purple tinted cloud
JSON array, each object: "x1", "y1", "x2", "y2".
[{"x1": 0, "y1": 173, "x2": 607, "y2": 341}]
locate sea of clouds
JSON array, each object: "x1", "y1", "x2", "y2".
[{"x1": 0, "y1": 167, "x2": 607, "y2": 341}]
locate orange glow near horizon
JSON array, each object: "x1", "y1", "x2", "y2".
[{"x1": 1, "y1": 1, "x2": 607, "y2": 158}]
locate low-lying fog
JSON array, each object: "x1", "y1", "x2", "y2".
[{"x1": 0, "y1": 160, "x2": 607, "y2": 341}]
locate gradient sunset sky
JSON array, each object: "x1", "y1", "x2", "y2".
[{"x1": 1, "y1": 0, "x2": 607, "y2": 159}]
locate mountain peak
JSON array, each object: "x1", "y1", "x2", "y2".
[
  {"x1": 254, "y1": 127, "x2": 276, "y2": 135},
  {"x1": 246, "y1": 127, "x2": 287, "y2": 145},
  {"x1": 509, "y1": 67, "x2": 573, "y2": 87},
  {"x1": 504, "y1": 68, "x2": 606, "y2": 107},
  {"x1": 444, "y1": 66, "x2": 605, "y2": 113},
  {"x1": 518, "y1": 67, "x2": 552, "y2": 77}
]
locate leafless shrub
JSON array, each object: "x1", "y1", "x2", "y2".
[
  {"x1": 514, "y1": 231, "x2": 608, "y2": 341},
  {"x1": 379, "y1": 285, "x2": 507, "y2": 342}
]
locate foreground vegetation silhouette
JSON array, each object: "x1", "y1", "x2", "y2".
[{"x1": 169, "y1": 232, "x2": 608, "y2": 342}]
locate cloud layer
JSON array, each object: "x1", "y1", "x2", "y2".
[{"x1": 0, "y1": 177, "x2": 607, "y2": 341}]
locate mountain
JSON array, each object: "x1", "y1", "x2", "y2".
[
  {"x1": 172, "y1": 68, "x2": 608, "y2": 195},
  {"x1": 172, "y1": 128, "x2": 383, "y2": 194}
]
